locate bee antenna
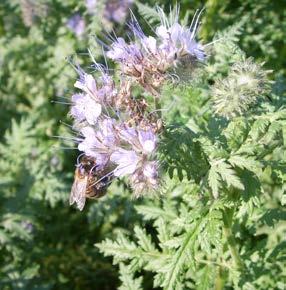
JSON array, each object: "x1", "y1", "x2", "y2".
[
  {"x1": 89, "y1": 164, "x2": 98, "y2": 175},
  {"x1": 76, "y1": 153, "x2": 85, "y2": 166}
]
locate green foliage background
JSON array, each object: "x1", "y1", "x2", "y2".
[{"x1": 0, "y1": 0, "x2": 285, "y2": 289}]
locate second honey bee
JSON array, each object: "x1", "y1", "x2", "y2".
[{"x1": 69, "y1": 155, "x2": 113, "y2": 211}]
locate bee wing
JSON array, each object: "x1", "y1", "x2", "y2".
[{"x1": 69, "y1": 176, "x2": 87, "y2": 211}]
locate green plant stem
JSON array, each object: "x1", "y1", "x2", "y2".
[
  {"x1": 154, "y1": 96, "x2": 162, "y2": 119},
  {"x1": 196, "y1": 258, "x2": 231, "y2": 270},
  {"x1": 214, "y1": 266, "x2": 226, "y2": 290},
  {"x1": 222, "y1": 208, "x2": 244, "y2": 270}
]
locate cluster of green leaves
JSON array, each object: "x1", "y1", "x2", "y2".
[
  {"x1": 97, "y1": 187, "x2": 225, "y2": 290},
  {"x1": 0, "y1": 0, "x2": 132, "y2": 289},
  {"x1": 96, "y1": 4, "x2": 286, "y2": 289},
  {"x1": 1, "y1": 1, "x2": 286, "y2": 289},
  {"x1": 97, "y1": 94, "x2": 286, "y2": 289}
]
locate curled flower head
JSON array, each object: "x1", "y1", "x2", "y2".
[
  {"x1": 156, "y1": 15, "x2": 205, "y2": 63},
  {"x1": 106, "y1": 7, "x2": 205, "y2": 94}
]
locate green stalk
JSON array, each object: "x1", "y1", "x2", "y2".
[
  {"x1": 214, "y1": 266, "x2": 226, "y2": 290},
  {"x1": 154, "y1": 95, "x2": 162, "y2": 119},
  {"x1": 222, "y1": 208, "x2": 244, "y2": 270}
]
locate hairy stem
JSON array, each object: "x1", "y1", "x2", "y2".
[
  {"x1": 222, "y1": 207, "x2": 244, "y2": 270},
  {"x1": 214, "y1": 266, "x2": 226, "y2": 290}
]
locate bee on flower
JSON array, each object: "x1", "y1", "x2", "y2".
[{"x1": 66, "y1": 6, "x2": 205, "y2": 210}]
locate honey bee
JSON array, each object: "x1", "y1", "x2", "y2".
[{"x1": 69, "y1": 155, "x2": 113, "y2": 211}]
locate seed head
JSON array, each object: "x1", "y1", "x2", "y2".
[{"x1": 212, "y1": 58, "x2": 272, "y2": 119}]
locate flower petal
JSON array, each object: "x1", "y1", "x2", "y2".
[{"x1": 111, "y1": 149, "x2": 139, "y2": 177}]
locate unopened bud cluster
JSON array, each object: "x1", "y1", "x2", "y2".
[{"x1": 212, "y1": 58, "x2": 271, "y2": 119}]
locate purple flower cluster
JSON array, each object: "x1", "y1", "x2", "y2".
[
  {"x1": 70, "y1": 66, "x2": 159, "y2": 196},
  {"x1": 68, "y1": 7, "x2": 204, "y2": 204},
  {"x1": 107, "y1": 9, "x2": 205, "y2": 94}
]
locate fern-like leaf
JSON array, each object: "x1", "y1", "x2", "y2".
[{"x1": 118, "y1": 263, "x2": 143, "y2": 290}]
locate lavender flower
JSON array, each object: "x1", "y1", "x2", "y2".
[
  {"x1": 106, "y1": 8, "x2": 205, "y2": 94},
  {"x1": 156, "y1": 20, "x2": 205, "y2": 62},
  {"x1": 130, "y1": 161, "x2": 159, "y2": 195},
  {"x1": 104, "y1": 0, "x2": 133, "y2": 23},
  {"x1": 74, "y1": 70, "x2": 117, "y2": 106},
  {"x1": 110, "y1": 149, "x2": 139, "y2": 176},
  {"x1": 74, "y1": 73, "x2": 97, "y2": 97},
  {"x1": 140, "y1": 36, "x2": 157, "y2": 55},
  {"x1": 138, "y1": 130, "x2": 157, "y2": 153},
  {"x1": 85, "y1": 0, "x2": 133, "y2": 24},
  {"x1": 71, "y1": 94, "x2": 102, "y2": 125},
  {"x1": 110, "y1": 126, "x2": 159, "y2": 193},
  {"x1": 67, "y1": 13, "x2": 85, "y2": 37},
  {"x1": 119, "y1": 125, "x2": 157, "y2": 154},
  {"x1": 111, "y1": 149, "x2": 159, "y2": 194},
  {"x1": 96, "y1": 73, "x2": 117, "y2": 104},
  {"x1": 85, "y1": 0, "x2": 97, "y2": 13},
  {"x1": 107, "y1": 38, "x2": 142, "y2": 67},
  {"x1": 77, "y1": 126, "x2": 97, "y2": 157},
  {"x1": 78, "y1": 118, "x2": 119, "y2": 169},
  {"x1": 76, "y1": 115, "x2": 160, "y2": 194}
]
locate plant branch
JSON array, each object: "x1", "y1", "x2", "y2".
[
  {"x1": 154, "y1": 95, "x2": 162, "y2": 119},
  {"x1": 222, "y1": 207, "x2": 244, "y2": 270},
  {"x1": 214, "y1": 266, "x2": 227, "y2": 290}
]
